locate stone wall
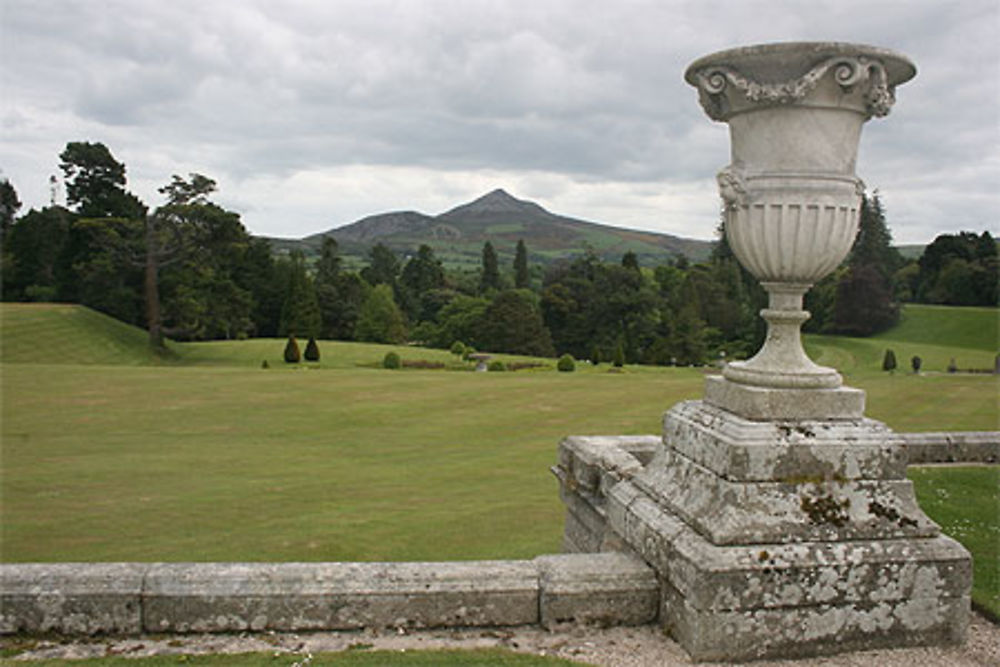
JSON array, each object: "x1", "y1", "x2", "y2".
[
  {"x1": 0, "y1": 554, "x2": 658, "y2": 636},
  {"x1": 899, "y1": 432, "x2": 999, "y2": 464}
]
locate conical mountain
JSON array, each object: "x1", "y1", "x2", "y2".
[
  {"x1": 295, "y1": 189, "x2": 713, "y2": 265},
  {"x1": 438, "y1": 188, "x2": 552, "y2": 220}
]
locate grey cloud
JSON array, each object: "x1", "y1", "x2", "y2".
[{"x1": 2, "y1": 0, "x2": 997, "y2": 242}]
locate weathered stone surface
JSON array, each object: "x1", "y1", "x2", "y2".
[
  {"x1": 605, "y1": 475, "x2": 971, "y2": 660},
  {"x1": 635, "y1": 448, "x2": 937, "y2": 546},
  {"x1": 0, "y1": 563, "x2": 145, "y2": 635},
  {"x1": 536, "y1": 553, "x2": 658, "y2": 627},
  {"x1": 901, "y1": 431, "x2": 1000, "y2": 464},
  {"x1": 555, "y1": 405, "x2": 972, "y2": 660},
  {"x1": 664, "y1": 398, "x2": 904, "y2": 481},
  {"x1": 142, "y1": 561, "x2": 539, "y2": 633},
  {"x1": 662, "y1": 581, "x2": 969, "y2": 662},
  {"x1": 704, "y1": 375, "x2": 865, "y2": 421}
]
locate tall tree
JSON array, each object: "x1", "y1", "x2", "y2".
[
  {"x1": 0, "y1": 178, "x2": 21, "y2": 243},
  {"x1": 513, "y1": 239, "x2": 530, "y2": 289},
  {"x1": 480, "y1": 241, "x2": 501, "y2": 293},
  {"x1": 831, "y1": 191, "x2": 900, "y2": 335},
  {"x1": 354, "y1": 283, "x2": 406, "y2": 343},
  {"x1": 361, "y1": 243, "x2": 400, "y2": 287},
  {"x1": 477, "y1": 289, "x2": 555, "y2": 357},
  {"x1": 59, "y1": 141, "x2": 145, "y2": 219},
  {"x1": 2, "y1": 206, "x2": 71, "y2": 302},
  {"x1": 279, "y1": 251, "x2": 321, "y2": 337},
  {"x1": 399, "y1": 244, "x2": 445, "y2": 321}
]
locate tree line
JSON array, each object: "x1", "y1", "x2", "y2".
[{"x1": 1, "y1": 142, "x2": 995, "y2": 364}]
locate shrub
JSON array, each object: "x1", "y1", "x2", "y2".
[
  {"x1": 613, "y1": 342, "x2": 625, "y2": 368},
  {"x1": 911, "y1": 355, "x2": 922, "y2": 374},
  {"x1": 557, "y1": 353, "x2": 575, "y2": 372},
  {"x1": 383, "y1": 351, "x2": 401, "y2": 369},
  {"x1": 304, "y1": 336, "x2": 320, "y2": 362},
  {"x1": 450, "y1": 341, "x2": 466, "y2": 357},
  {"x1": 882, "y1": 349, "x2": 897, "y2": 373},
  {"x1": 947, "y1": 357, "x2": 957, "y2": 373},
  {"x1": 261, "y1": 360, "x2": 270, "y2": 369},
  {"x1": 284, "y1": 335, "x2": 301, "y2": 363},
  {"x1": 590, "y1": 344, "x2": 602, "y2": 366},
  {"x1": 487, "y1": 360, "x2": 505, "y2": 372},
  {"x1": 401, "y1": 359, "x2": 445, "y2": 369}
]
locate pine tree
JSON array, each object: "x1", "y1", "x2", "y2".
[
  {"x1": 514, "y1": 239, "x2": 530, "y2": 289},
  {"x1": 480, "y1": 241, "x2": 501, "y2": 293},
  {"x1": 882, "y1": 348, "x2": 897, "y2": 373},
  {"x1": 284, "y1": 335, "x2": 301, "y2": 363},
  {"x1": 832, "y1": 192, "x2": 900, "y2": 336},
  {"x1": 279, "y1": 251, "x2": 321, "y2": 337},
  {"x1": 304, "y1": 336, "x2": 320, "y2": 362}
]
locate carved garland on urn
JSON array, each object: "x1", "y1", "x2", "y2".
[{"x1": 690, "y1": 55, "x2": 897, "y2": 121}]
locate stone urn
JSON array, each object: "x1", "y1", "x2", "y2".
[{"x1": 685, "y1": 43, "x2": 916, "y2": 390}]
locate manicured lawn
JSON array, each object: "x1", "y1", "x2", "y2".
[
  {"x1": 0, "y1": 362, "x2": 703, "y2": 562},
  {"x1": 909, "y1": 465, "x2": 1000, "y2": 617}
]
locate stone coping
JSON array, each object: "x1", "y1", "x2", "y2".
[{"x1": 0, "y1": 554, "x2": 658, "y2": 636}]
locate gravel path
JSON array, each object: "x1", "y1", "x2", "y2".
[{"x1": 7, "y1": 612, "x2": 998, "y2": 666}]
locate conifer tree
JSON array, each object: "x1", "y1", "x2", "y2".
[
  {"x1": 514, "y1": 239, "x2": 530, "y2": 289},
  {"x1": 480, "y1": 241, "x2": 501, "y2": 293},
  {"x1": 284, "y1": 334, "x2": 301, "y2": 363},
  {"x1": 304, "y1": 336, "x2": 320, "y2": 362}
]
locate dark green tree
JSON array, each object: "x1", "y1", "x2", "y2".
[
  {"x1": 832, "y1": 192, "x2": 900, "y2": 335},
  {"x1": 399, "y1": 244, "x2": 445, "y2": 321},
  {"x1": 2, "y1": 206, "x2": 70, "y2": 301},
  {"x1": 513, "y1": 239, "x2": 530, "y2": 289},
  {"x1": 59, "y1": 141, "x2": 146, "y2": 219},
  {"x1": 304, "y1": 336, "x2": 320, "y2": 362},
  {"x1": 279, "y1": 251, "x2": 321, "y2": 337},
  {"x1": 284, "y1": 335, "x2": 301, "y2": 363},
  {"x1": 355, "y1": 283, "x2": 406, "y2": 343},
  {"x1": 477, "y1": 289, "x2": 555, "y2": 357},
  {"x1": 613, "y1": 341, "x2": 625, "y2": 368},
  {"x1": 0, "y1": 178, "x2": 21, "y2": 243},
  {"x1": 882, "y1": 348, "x2": 897, "y2": 373},
  {"x1": 915, "y1": 231, "x2": 997, "y2": 306},
  {"x1": 621, "y1": 251, "x2": 640, "y2": 272},
  {"x1": 480, "y1": 241, "x2": 501, "y2": 293},
  {"x1": 360, "y1": 243, "x2": 400, "y2": 287}
]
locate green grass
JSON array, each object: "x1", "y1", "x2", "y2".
[
  {"x1": 2, "y1": 302, "x2": 998, "y2": 563},
  {"x1": 908, "y1": 466, "x2": 1000, "y2": 617},
  {"x1": 0, "y1": 649, "x2": 584, "y2": 666},
  {"x1": 0, "y1": 362, "x2": 704, "y2": 562},
  {"x1": 877, "y1": 304, "x2": 998, "y2": 351},
  {"x1": 0, "y1": 304, "x2": 176, "y2": 366}
]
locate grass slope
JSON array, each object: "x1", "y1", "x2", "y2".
[
  {"x1": 806, "y1": 303, "x2": 998, "y2": 378},
  {"x1": 0, "y1": 303, "x2": 173, "y2": 366}
]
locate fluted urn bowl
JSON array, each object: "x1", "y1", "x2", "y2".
[{"x1": 686, "y1": 43, "x2": 915, "y2": 389}]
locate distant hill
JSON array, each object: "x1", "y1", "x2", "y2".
[{"x1": 267, "y1": 189, "x2": 716, "y2": 268}]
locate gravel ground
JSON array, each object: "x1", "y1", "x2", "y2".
[{"x1": 6, "y1": 612, "x2": 998, "y2": 666}]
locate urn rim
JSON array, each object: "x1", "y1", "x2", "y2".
[{"x1": 684, "y1": 41, "x2": 916, "y2": 88}]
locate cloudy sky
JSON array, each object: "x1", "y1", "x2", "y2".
[{"x1": 2, "y1": 0, "x2": 997, "y2": 243}]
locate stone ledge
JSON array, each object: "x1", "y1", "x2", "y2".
[
  {"x1": 901, "y1": 432, "x2": 999, "y2": 464},
  {"x1": 0, "y1": 556, "x2": 659, "y2": 636},
  {"x1": 703, "y1": 375, "x2": 866, "y2": 421}
]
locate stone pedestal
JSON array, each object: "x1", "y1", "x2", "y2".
[{"x1": 554, "y1": 404, "x2": 972, "y2": 660}]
